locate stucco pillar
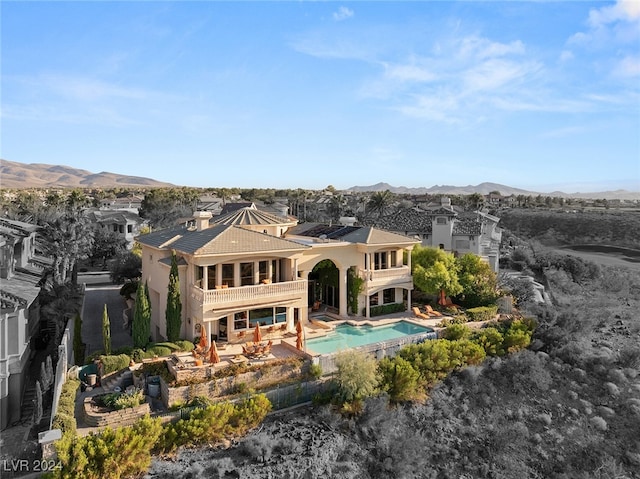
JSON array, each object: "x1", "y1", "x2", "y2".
[
  {"x1": 407, "y1": 288, "x2": 412, "y2": 312},
  {"x1": 365, "y1": 295, "x2": 370, "y2": 319},
  {"x1": 206, "y1": 321, "x2": 212, "y2": 344},
  {"x1": 202, "y1": 266, "x2": 208, "y2": 290},
  {"x1": 339, "y1": 267, "x2": 348, "y2": 317}
]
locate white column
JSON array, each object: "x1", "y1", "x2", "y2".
[
  {"x1": 206, "y1": 321, "x2": 212, "y2": 344},
  {"x1": 365, "y1": 295, "x2": 370, "y2": 318},
  {"x1": 202, "y1": 266, "x2": 208, "y2": 290},
  {"x1": 234, "y1": 263, "x2": 240, "y2": 287},
  {"x1": 339, "y1": 267, "x2": 348, "y2": 317},
  {"x1": 407, "y1": 288, "x2": 412, "y2": 312}
]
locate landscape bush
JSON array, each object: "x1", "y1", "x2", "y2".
[
  {"x1": 334, "y1": 350, "x2": 379, "y2": 404},
  {"x1": 465, "y1": 305, "x2": 498, "y2": 322},
  {"x1": 99, "y1": 354, "x2": 131, "y2": 375},
  {"x1": 365, "y1": 302, "x2": 407, "y2": 317},
  {"x1": 119, "y1": 281, "x2": 139, "y2": 299},
  {"x1": 97, "y1": 388, "x2": 145, "y2": 410},
  {"x1": 175, "y1": 340, "x2": 195, "y2": 352},
  {"x1": 442, "y1": 323, "x2": 471, "y2": 340}
]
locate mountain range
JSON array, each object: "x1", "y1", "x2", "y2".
[
  {"x1": 1, "y1": 159, "x2": 638, "y2": 200},
  {"x1": 347, "y1": 182, "x2": 640, "y2": 201},
  {"x1": 0, "y1": 159, "x2": 173, "y2": 189}
]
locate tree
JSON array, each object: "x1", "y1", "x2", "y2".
[
  {"x1": 102, "y1": 304, "x2": 111, "y2": 355},
  {"x1": 139, "y1": 188, "x2": 199, "y2": 229},
  {"x1": 378, "y1": 356, "x2": 422, "y2": 403},
  {"x1": 467, "y1": 193, "x2": 485, "y2": 211},
  {"x1": 165, "y1": 251, "x2": 182, "y2": 342},
  {"x1": 133, "y1": 281, "x2": 151, "y2": 348},
  {"x1": 334, "y1": 350, "x2": 378, "y2": 403},
  {"x1": 411, "y1": 245, "x2": 462, "y2": 301},
  {"x1": 455, "y1": 253, "x2": 498, "y2": 307},
  {"x1": 109, "y1": 251, "x2": 142, "y2": 284},
  {"x1": 327, "y1": 194, "x2": 345, "y2": 221},
  {"x1": 367, "y1": 190, "x2": 394, "y2": 219},
  {"x1": 73, "y1": 312, "x2": 84, "y2": 366},
  {"x1": 90, "y1": 226, "x2": 127, "y2": 268}
]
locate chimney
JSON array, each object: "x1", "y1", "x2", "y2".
[
  {"x1": 192, "y1": 211, "x2": 212, "y2": 231},
  {"x1": 339, "y1": 216, "x2": 357, "y2": 227},
  {"x1": 441, "y1": 197, "x2": 451, "y2": 207}
]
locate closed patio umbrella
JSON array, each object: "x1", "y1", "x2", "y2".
[
  {"x1": 198, "y1": 324, "x2": 208, "y2": 349},
  {"x1": 438, "y1": 289, "x2": 446, "y2": 306},
  {"x1": 296, "y1": 321, "x2": 303, "y2": 351},
  {"x1": 209, "y1": 340, "x2": 220, "y2": 364},
  {"x1": 253, "y1": 324, "x2": 262, "y2": 343}
]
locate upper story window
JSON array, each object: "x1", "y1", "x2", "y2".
[
  {"x1": 436, "y1": 217, "x2": 447, "y2": 225},
  {"x1": 222, "y1": 264, "x2": 234, "y2": 287},
  {"x1": 240, "y1": 262, "x2": 254, "y2": 286}
]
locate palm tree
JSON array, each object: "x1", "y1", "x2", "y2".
[{"x1": 367, "y1": 190, "x2": 394, "y2": 219}]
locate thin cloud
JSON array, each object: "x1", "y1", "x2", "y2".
[
  {"x1": 333, "y1": 6, "x2": 354, "y2": 22},
  {"x1": 612, "y1": 55, "x2": 640, "y2": 78},
  {"x1": 540, "y1": 126, "x2": 588, "y2": 139}
]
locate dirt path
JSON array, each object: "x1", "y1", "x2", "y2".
[{"x1": 549, "y1": 246, "x2": 640, "y2": 270}]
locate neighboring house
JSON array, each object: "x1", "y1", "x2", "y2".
[
  {"x1": 369, "y1": 197, "x2": 502, "y2": 272},
  {"x1": 86, "y1": 209, "x2": 148, "y2": 248},
  {"x1": 0, "y1": 218, "x2": 47, "y2": 430},
  {"x1": 136, "y1": 208, "x2": 419, "y2": 344},
  {"x1": 99, "y1": 195, "x2": 144, "y2": 213}
]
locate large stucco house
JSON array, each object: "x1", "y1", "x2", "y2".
[
  {"x1": 136, "y1": 206, "x2": 419, "y2": 344},
  {"x1": 369, "y1": 197, "x2": 502, "y2": 272},
  {"x1": 0, "y1": 218, "x2": 47, "y2": 430}
]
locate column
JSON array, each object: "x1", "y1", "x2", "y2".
[
  {"x1": 365, "y1": 295, "x2": 370, "y2": 319},
  {"x1": 339, "y1": 267, "x2": 348, "y2": 317},
  {"x1": 234, "y1": 263, "x2": 240, "y2": 288},
  {"x1": 407, "y1": 288, "x2": 411, "y2": 313},
  {"x1": 202, "y1": 266, "x2": 208, "y2": 290},
  {"x1": 206, "y1": 321, "x2": 212, "y2": 344}
]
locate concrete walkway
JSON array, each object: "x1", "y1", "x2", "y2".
[{"x1": 82, "y1": 285, "x2": 133, "y2": 357}]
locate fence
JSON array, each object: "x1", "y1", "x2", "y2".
[{"x1": 317, "y1": 331, "x2": 437, "y2": 374}]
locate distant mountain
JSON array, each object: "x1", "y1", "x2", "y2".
[
  {"x1": 0, "y1": 159, "x2": 174, "y2": 188},
  {"x1": 347, "y1": 182, "x2": 640, "y2": 200}
]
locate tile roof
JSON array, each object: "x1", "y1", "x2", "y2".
[
  {"x1": 0, "y1": 217, "x2": 40, "y2": 237},
  {"x1": 0, "y1": 271, "x2": 41, "y2": 310},
  {"x1": 137, "y1": 224, "x2": 308, "y2": 255},
  {"x1": 289, "y1": 223, "x2": 418, "y2": 245},
  {"x1": 452, "y1": 220, "x2": 482, "y2": 235},
  {"x1": 363, "y1": 209, "x2": 433, "y2": 233},
  {"x1": 212, "y1": 207, "x2": 295, "y2": 226},
  {"x1": 219, "y1": 202, "x2": 256, "y2": 215},
  {"x1": 424, "y1": 206, "x2": 458, "y2": 216}
]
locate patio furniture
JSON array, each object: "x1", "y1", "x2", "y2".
[
  {"x1": 424, "y1": 305, "x2": 443, "y2": 317},
  {"x1": 412, "y1": 307, "x2": 429, "y2": 319}
]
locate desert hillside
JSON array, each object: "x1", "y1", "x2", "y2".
[{"x1": 0, "y1": 159, "x2": 173, "y2": 188}]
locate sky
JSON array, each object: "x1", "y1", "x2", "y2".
[{"x1": 2, "y1": 1, "x2": 639, "y2": 193}]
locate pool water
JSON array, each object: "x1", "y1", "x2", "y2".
[{"x1": 305, "y1": 321, "x2": 434, "y2": 355}]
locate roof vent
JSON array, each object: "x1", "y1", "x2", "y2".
[{"x1": 192, "y1": 211, "x2": 213, "y2": 231}]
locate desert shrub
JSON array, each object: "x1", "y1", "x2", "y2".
[
  {"x1": 175, "y1": 340, "x2": 195, "y2": 352},
  {"x1": 241, "y1": 433, "x2": 274, "y2": 463},
  {"x1": 100, "y1": 354, "x2": 131, "y2": 375},
  {"x1": 51, "y1": 413, "x2": 76, "y2": 436},
  {"x1": 473, "y1": 327, "x2": 505, "y2": 356},
  {"x1": 466, "y1": 305, "x2": 498, "y2": 322},
  {"x1": 437, "y1": 314, "x2": 469, "y2": 327},
  {"x1": 378, "y1": 356, "x2": 422, "y2": 403},
  {"x1": 188, "y1": 395, "x2": 213, "y2": 409},
  {"x1": 98, "y1": 388, "x2": 145, "y2": 410},
  {"x1": 52, "y1": 415, "x2": 163, "y2": 479},
  {"x1": 502, "y1": 319, "x2": 533, "y2": 353},
  {"x1": 308, "y1": 363, "x2": 323, "y2": 379},
  {"x1": 442, "y1": 323, "x2": 471, "y2": 340},
  {"x1": 334, "y1": 350, "x2": 379, "y2": 404}
]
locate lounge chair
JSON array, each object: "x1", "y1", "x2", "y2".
[
  {"x1": 424, "y1": 305, "x2": 443, "y2": 317},
  {"x1": 412, "y1": 307, "x2": 429, "y2": 319}
]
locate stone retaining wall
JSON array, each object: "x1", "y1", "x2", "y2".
[{"x1": 83, "y1": 396, "x2": 151, "y2": 428}]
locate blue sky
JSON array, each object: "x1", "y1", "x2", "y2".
[{"x1": 2, "y1": 1, "x2": 639, "y2": 193}]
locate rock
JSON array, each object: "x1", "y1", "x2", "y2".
[
  {"x1": 531, "y1": 433, "x2": 542, "y2": 444},
  {"x1": 623, "y1": 368, "x2": 638, "y2": 380},
  {"x1": 625, "y1": 451, "x2": 640, "y2": 466},
  {"x1": 608, "y1": 369, "x2": 627, "y2": 384},
  {"x1": 568, "y1": 391, "x2": 579, "y2": 400},
  {"x1": 604, "y1": 382, "x2": 620, "y2": 397},
  {"x1": 597, "y1": 406, "x2": 615, "y2": 418},
  {"x1": 568, "y1": 408, "x2": 580, "y2": 416},
  {"x1": 537, "y1": 413, "x2": 552, "y2": 426},
  {"x1": 589, "y1": 416, "x2": 608, "y2": 431}
]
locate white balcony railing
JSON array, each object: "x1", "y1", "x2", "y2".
[
  {"x1": 359, "y1": 266, "x2": 412, "y2": 283},
  {"x1": 190, "y1": 280, "x2": 307, "y2": 308}
]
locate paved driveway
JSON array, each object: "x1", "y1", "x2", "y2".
[{"x1": 82, "y1": 285, "x2": 133, "y2": 357}]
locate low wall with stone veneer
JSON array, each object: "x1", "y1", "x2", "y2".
[
  {"x1": 83, "y1": 396, "x2": 151, "y2": 428},
  {"x1": 160, "y1": 360, "x2": 305, "y2": 408}
]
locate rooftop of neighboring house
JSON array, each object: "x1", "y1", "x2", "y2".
[
  {"x1": 86, "y1": 209, "x2": 146, "y2": 225},
  {"x1": 0, "y1": 271, "x2": 41, "y2": 311},
  {"x1": 212, "y1": 206, "x2": 295, "y2": 227},
  {"x1": 0, "y1": 217, "x2": 40, "y2": 237},
  {"x1": 286, "y1": 222, "x2": 419, "y2": 246}
]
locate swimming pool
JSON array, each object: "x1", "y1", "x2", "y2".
[{"x1": 305, "y1": 321, "x2": 434, "y2": 355}]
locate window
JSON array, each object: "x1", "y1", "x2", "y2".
[
  {"x1": 195, "y1": 266, "x2": 203, "y2": 287},
  {"x1": 390, "y1": 250, "x2": 397, "y2": 268},
  {"x1": 259, "y1": 261, "x2": 269, "y2": 283},
  {"x1": 369, "y1": 293, "x2": 379, "y2": 306},
  {"x1": 127, "y1": 224, "x2": 133, "y2": 233},
  {"x1": 240, "y1": 262, "x2": 253, "y2": 286},
  {"x1": 207, "y1": 265, "x2": 216, "y2": 289},
  {"x1": 234, "y1": 311, "x2": 248, "y2": 330},
  {"x1": 383, "y1": 288, "x2": 395, "y2": 304},
  {"x1": 222, "y1": 264, "x2": 234, "y2": 287},
  {"x1": 436, "y1": 217, "x2": 447, "y2": 225},
  {"x1": 455, "y1": 239, "x2": 470, "y2": 250},
  {"x1": 374, "y1": 252, "x2": 388, "y2": 270}
]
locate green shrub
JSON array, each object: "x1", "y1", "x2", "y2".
[
  {"x1": 51, "y1": 379, "x2": 80, "y2": 435},
  {"x1": 466, "y1": 305, "x2": 498, "y2": 322},
  {"x1": 188, "y1": 395, "x2": 213, "y2": 409},
  {"x1": 112, "y1": 346, "x2": 134, "y2": 356},
  {"x1": 442, "y1": 323, "x2": 471, "y2": 340},
  {"x1": 98, "y1": 388, "x2": 145, "y2": 410},
  {"x1": 100, "y1": 354, "x2": 132, "y2": 375},
  {"x1": 175, "y1": 340, "x2": 195, "y2": 352},
  {"x1": 365, "y1": 302, "x2": 406, "y2": 317},
  {"x1": 473, "y1": 327, "x2": 505, "y2": 356},
  {"x1": 146, "y1": 346, "x2": 172, "y2": 358},
  {"x1": 308, "y1": 363, "x2": 323, "y2": 379},
  {"x1": 334, "y1": 350, "x2": 379, "y2": 403},
  {"x1": 149, "y1": 342, "x2": 181, "y2": 352},
  {"x1": 378, "y1": 356, "x2": 422, "y2": 403}
]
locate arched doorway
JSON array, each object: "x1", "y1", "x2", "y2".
[{"x1": 309, "y1": 259, "x2": 339, "y2": 311}]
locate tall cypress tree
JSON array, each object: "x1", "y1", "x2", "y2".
[
  {"x1": 102, "y1": 304, "x2": 111, "y2": 355},
  {"x1": 73, "y1": 312, "x2": 84, "y2": 366},
  {"x1": 165, "y1": 250, "x2": 182, "y2": 342},
  {"x1": 133, "y1": 281, "x2": 151, "y2": 348}
]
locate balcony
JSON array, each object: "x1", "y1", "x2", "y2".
[
  {"x1": 190, "y1": 280, "x2": 308, "y2": 319},
  {"x1": 359, "y1": 266, "x2": 412, "y2": 286}
]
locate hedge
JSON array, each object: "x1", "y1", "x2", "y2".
[
  {"x1": 100, "y1": 354, "x2": 131, "y2": 375},
  {"x1": 365, "y1": 303, "x2": 406, "y2": 317}
]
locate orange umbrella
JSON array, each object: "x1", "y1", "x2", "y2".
[
  {"x1": 296, "y1": 321, "x2": 303, "y2": 350},
  {"x1": 209, "y1": 340, "x2": 220, "y2": 364},
  {"x1": 198, "y1": 324, "x2": 207, "y2": 349},
  {"x1": 253, "y1": 324, "x2": 262, "y2": 343}
]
